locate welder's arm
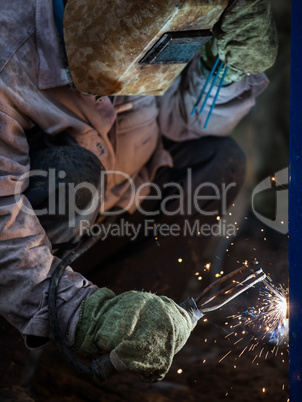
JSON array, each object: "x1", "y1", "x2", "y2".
[
  {"x1": 74, "y1": 289, "x2": 193, "y2": 382},
  {"x1": 158, "y1": 0, "x2": 277, "y2": 141},
  {"x1": 157, "y1": 55, "x2": 268, "y2": 141},
  {"x1": 0, "y1": 108, "x2": 98, "y2": 348}
]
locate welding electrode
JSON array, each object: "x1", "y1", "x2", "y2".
[{"x1": 180, "y1": 262, "x2": 266, "y2": 323}]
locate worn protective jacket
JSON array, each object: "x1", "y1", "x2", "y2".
[{"x1": 0, "y1": 0, "x2": 268, "y2": 348}]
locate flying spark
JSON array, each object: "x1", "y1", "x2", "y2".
[{"x1": 221, "y1": 278, "x2": 289, "y2": 365}]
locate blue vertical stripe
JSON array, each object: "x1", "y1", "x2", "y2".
[
  {"x1": 289, "y1": 0, "x2": 302, "y2": 399},
  {"x1": 53, "y1": 0, "x2": 65, "y2": 47}
]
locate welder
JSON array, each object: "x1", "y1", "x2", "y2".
[{"x1": 0, "y1": 0, "x2": 277, "y2": 382}]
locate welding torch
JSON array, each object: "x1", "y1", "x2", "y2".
[
  {"x1": 48, "y1": 229, "x2": 266, "y2": 383},
  {"x1": 180, "y1": 261, "x2": 266, "y2": 324}
]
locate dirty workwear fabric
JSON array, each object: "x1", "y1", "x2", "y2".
[
  {"x1": 210, "y1": 0, "x2": 278, "y2": 74},
  {"x1": 0, "y1": 0, "x2": 268, "y2": 350},
  {"x1": 75, "y1": 289, "x2": 193, "y2": 382}
]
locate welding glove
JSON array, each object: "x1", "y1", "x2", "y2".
[
  {"x1": 74, "y1": 288, "x2": 193, "y2": 382},
  {"x1": 201, "y1": 0, "x2": 278, "y2": 83}
]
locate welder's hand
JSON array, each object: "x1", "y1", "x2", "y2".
[
  {"x1": 201, "y1": 0, "x2": 278, "y2": 79},
  {"x1": 74, "y1": 289, "x2": 193, "y2": 382}
]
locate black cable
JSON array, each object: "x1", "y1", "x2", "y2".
[{"x1": 48, "y1": 235, "x2": 117, "y2": 381}]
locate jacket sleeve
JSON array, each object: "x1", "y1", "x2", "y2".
[
  {"x1": 157, "y1": 55, "x2": 269, "y2": 141},
  {"x1": 0, "y1": 105, "x2": 97, "y2": 349}
]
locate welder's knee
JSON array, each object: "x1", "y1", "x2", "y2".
[
  {"x1": 25, "y1": 145, "x2": 106, "y2": 250},
  {"x1": 177, "y1": 135, "x2": 246, "y2": 210},
  {"x1": 209, "y1": 136, "x2": 245, "y2": 211},
  {"x1": 28, "y1": 145, "x2": 105, "y2": 195},
  {"x1": 189, "y1": 135, "x2": 245, "y2": 187},
  {"x1": 211, "y1": 136, "x2": 246, "y2": 199}
]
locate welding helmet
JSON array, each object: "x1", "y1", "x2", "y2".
[{"x1": 63, "y1": 0, "x2": 228, "y2": 96}]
